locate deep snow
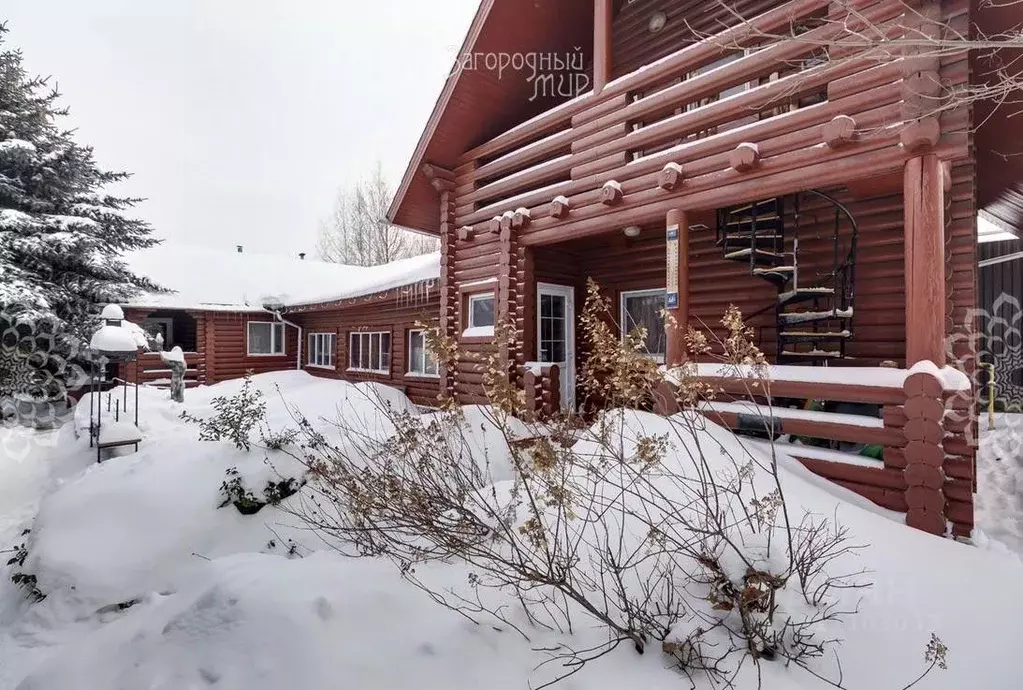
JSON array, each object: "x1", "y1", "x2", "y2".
[{"x1": 0, "y1": 372, "x2": 1022, "y2": 690}]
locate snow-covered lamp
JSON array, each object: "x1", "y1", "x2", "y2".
[
  {"x1": 90, "y1": 304, "x2": 139, "y2": 357},
  {"x1": 100, "y1": 303, "x2": 125, "y2": 327}
]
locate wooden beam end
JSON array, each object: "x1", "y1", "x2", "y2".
[
  {"x1": 822, "y1": 115, "x2": 857, "y2": 149},
  {"x1": 730, "y1": 143, "x2": 760, "y2": 173}
]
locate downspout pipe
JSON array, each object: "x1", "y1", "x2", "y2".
[{"x1": 264, "y1": 307, "x2": 302, "y2": 371}]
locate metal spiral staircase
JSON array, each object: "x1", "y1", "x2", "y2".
[{"x1": 715, "y1": 190, "x2": 859, "y2": 364}]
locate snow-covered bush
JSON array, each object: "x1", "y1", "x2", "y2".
[
  {"x1": 181, "y1": 373, "x2": 267, "y2": 450},
  {"x1": 289, "y1": 281, "x2": 868, "y2": 686},
  {"x1": 218, "y1": 466, "x2": 303, "y2": 515}
]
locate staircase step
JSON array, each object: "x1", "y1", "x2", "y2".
[
  {"x1": 728, "y1": 199, "x2": 780, "y2": 216},
  {"x1": 725, "y1": 215, "x2": 781, "y2": 226},
  {"x1": 752, "y1": 265, "x2": 794, "y2": 276},
  {"x1": 777, "y1": 287, "x2": 835, "y2": 305},
  {"x1": 779, "y1": 349, "x2": 844, "y2": 360},
  {"x1": 723, "y1": 248, "x2": 786, "y2": 266},
  {"x1": 751, "y1": 266, "x2": 793, "y2": 288},
  {"x1": 779, "y1": 330, "x2": 852, "y2": 342},
  {"x1": 778, "y1": 307, "x2": 854, "y2": 326},
  {"x1": 722, "y1": 234, "x2": 782, "y2": 249}
]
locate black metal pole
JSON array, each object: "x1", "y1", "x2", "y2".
[{"x1": 89, "y1": 358, "x2": 95, "y2": 448}]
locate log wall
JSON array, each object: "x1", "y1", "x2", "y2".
[
  {"x1": 288, "y1": 291, "x2": 442, "y2": 407},
  {"x1": 205, "y1": 312, "x2": 299, "y2": 383}
]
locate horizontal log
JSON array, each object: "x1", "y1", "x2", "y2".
[
  {"x1": 798, "y1": 457, "x2": 907, "y2": 490},
  {"x1": 579, "y1": 0, "x2": 833, "y2": 112},
  {"x1": 699, "y1": 376, "x2": 906, "y2": 405},
  {"x1": 456, "y1": 77, "x2": 901, "y2": 227},
  {"x1": 519, "y1": 137, "x2": 911, "y2": 245},
  {"x1": 703, "y1": 410, "x2": 906, "y2": 446}
]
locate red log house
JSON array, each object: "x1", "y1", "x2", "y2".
[
  {"x1": 119, "y1": 244, "x2": 442, "y2": 407},
  {"x1": 379, "y1": 0, "x2": 1023, "y2": 536}
]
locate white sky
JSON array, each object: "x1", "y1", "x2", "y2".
[{"x1": 4, "y1": 0, "x2": 478, "y2": 257}]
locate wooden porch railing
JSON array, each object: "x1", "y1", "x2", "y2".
[
  {"x1": 448, "y1": 0, "x2": 957, "y2": 246},
  {"x1": 523, "y1": 364, "x2": 561, "y2": 421},
  {"x1": 655, "y1": 364, "x2": 975, "y2": 538},
  {"x1": 129, "y1": 351, "x2": 203, "y2": 387}
]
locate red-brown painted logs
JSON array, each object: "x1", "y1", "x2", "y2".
[
  {"x1": 900, "y1": 117, "x2": 940, "y2": 151},
  {"x1": 549, "y1": 196, "x2": 570, "y2": 219},
  {"x1": 904, "y1": 464, "x2": 945, "y2": 490},
  {"x1": 906, "y1": 509, "x2": 945, "y2": 535},
  {"x1": 600, "y1": 181, "x2": 623, "y2": 205},
  {"x1": 730, "y1": 143, "x2": 760, "y2": 172},
  {"x1": 822, "y1": 115, "x2": 856, "y2": 148},
  {"x1": 904, "y1": 154, "x2": 947, "y2": 366},
  {"x1": 659, "y1": 163, "x2": 684, "y2": 191}
]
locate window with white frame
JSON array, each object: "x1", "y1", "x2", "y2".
[
  {"x1": 348, "y1": 331, "x2": 391, "y2": 373},
  {"x1": 620, "y1": 289, "x2": 666, "y2": 361},
  {"x1": 247, "y1": 321, "x2": 285, "y2": 356},
  {"x1": 307, "y1": 332, "x2": 336, "y2": 368},
  {"x1": 468, "y1": 293, "x2": 495, "y2": 329},
  {"x1": 407, "y1": 329, "x2": 439, "y2": 376}
]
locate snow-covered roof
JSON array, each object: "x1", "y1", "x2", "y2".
[
  {"x1": 286, "y1": 252, "x2": 439, "y2": 307},
  {"x1": 122, "y1": 243, "x2": 438, "y2": 312}
]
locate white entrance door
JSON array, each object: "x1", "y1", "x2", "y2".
[{"x1": 536, "y1": 283, "x2": 575, "y2": 411}]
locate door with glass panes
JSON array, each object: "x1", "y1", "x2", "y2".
[{"x1": 536, "y1": 283, "x2": 575, "y2": 410}]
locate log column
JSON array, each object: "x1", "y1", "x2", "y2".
[
  {"x1": 593, "y1": 0, "x2": 613, "y2": 93},
  {"x1": 665, "y1": 209, "x2": 690, "y2": 367},
  {"x1": 902, "y1": 371, "x2": 947, "y2": 535},
  {"x1": 903, "y1": 154, "x2": 946, "y2": 366}
]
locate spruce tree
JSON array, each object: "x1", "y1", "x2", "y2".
[{"x1": 0, "y1": 23, "x2": 162, "y2": 403}]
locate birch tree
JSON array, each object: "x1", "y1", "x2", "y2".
[{"x1": 316, "y1": 163, "x2": 437, "y2": 267}]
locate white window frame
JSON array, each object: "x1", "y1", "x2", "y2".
[
  {"x1": 307, "y1": 332, "x2": 336, "y2": 369},
  {"x1": 406, "y1": 329, "x2": 440, "y2": 378},
  {"x1": 620, "y1": 288, "x2": 667, "y2": 364},
  {"x1": 246, "y1": 321, "x2": 285, "y2": 356},
  {"x1": 348, "y1": 330, "x2": 391, "y2": 374},
  {"x1": 465, "y1": 292, "x2": 496, "y2": 336}
]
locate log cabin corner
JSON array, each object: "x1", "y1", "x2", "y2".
[{"x1": 386, "y1": 0, "x2": 1023, "y2": 537}]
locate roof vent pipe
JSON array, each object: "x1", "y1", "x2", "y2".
[
  {"x1": 299, "y1": 252, "x2": 306, "y2": 260},
  {"x1": 236, "y1": 245, "x2": 243, "y2": 253}
]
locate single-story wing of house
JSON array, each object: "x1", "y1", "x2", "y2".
[{"x1": 120, "y1": 243, "x2": 442, "y2": 406}]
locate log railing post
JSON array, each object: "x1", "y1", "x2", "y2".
[
  {"x1": 665, "y1": 209, "x2": 690, "y2": 367},
  {"x1": 593, "y1": 0, "x2": 613, "y2": 93},
  {"x1": 902, "y1": 370, "x2": 947, "y2": 535},
  {"x1": 903, "y1": 154, "x2": 946, "y2": 367}
]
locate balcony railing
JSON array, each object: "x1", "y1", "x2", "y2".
[{"x1": 451, "y1": 0, "x2": 920, "y2": 240}]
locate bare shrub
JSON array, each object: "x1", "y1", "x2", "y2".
[{"x1": 282, "y1": 280, "x2": 944, "y2": 688}]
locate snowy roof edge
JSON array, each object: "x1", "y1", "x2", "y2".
[{"x1": 121, "y1": 252, "x2": 442, "y2": 313}]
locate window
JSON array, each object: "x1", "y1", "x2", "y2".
[
  {"x1": 247, "y1": 321, "x2": 285, "y2": 356},
  {"x1": 621, "y1": 289, "x2": 666, "y2": 362},
  {"x1": 469, "y1": 294, "x2": 495, "y2": 328},
  {"x1": 348, "y1": 331, "x2": 391, "y2": 373},
  {"x1": 407, "y1": 329, "x2": 439, "y2": 377},
  {"x1": 308, "y1": 332, "x2": 336, "y2": 368}
]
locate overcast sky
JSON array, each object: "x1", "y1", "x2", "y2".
[{"x1": 4, "y1": 0, "x2": 478, "y2": 257}]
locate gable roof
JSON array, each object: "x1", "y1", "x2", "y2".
[
  {"x1": 386, "y1": 0, "x2": 593, "y2": 234},
  {"x1": 123, "y1": 243, "x2": 438, "y2": 312}
]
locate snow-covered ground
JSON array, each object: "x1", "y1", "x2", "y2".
[
  {"x1": 975, "y1": 413, "x2": 1023, "y2": 555},
  {"x1": 0, "y1": 372, "x2": 1021, "y2": 689}
]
